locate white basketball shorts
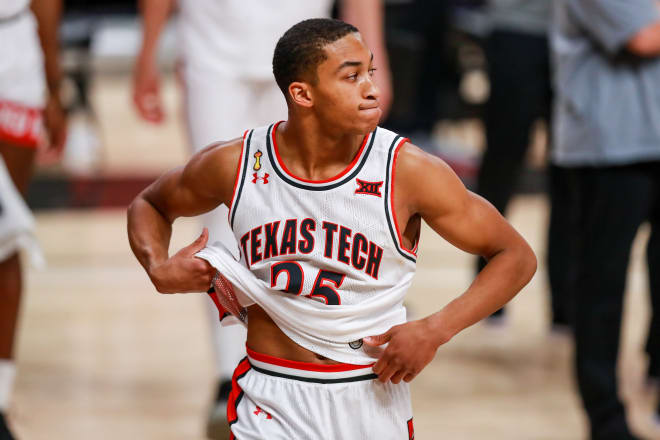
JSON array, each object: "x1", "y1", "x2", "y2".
[{"x1": 227, "y1": 347, "x2": 415, "y2": 440}]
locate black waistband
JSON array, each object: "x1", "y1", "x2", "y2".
[{"x1": 0, "y1": 8, "x2": 27, "y2": 25}]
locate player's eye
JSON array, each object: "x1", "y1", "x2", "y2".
[
  {"x1": 368, "y1": 68, "x2": 377, "y2": 76},
  {"x1": 347, "y1": 73, "x2": 358, "y2": 81}
]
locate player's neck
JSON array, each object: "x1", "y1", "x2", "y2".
[{"x1": 276, "y1": 117, "x2": 366, "y2": 181}]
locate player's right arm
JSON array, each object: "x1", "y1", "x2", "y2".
[
  {"x1": 127, "y1": 139, "x2": 242, "y2": 294},
  {"x1": 133, "y1": 0, "x2": 175, "y2": 123}
]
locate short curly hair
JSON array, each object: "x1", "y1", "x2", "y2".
[{"x1": 272, "y1": 18, "x2": 359, "y2": 99}]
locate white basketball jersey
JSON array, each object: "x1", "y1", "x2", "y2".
[{"x1": 216, "y1": 122, "x2": 418, "y2": 363}]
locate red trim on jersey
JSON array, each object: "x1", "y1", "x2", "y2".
[
  {"x1": 0, "y1": 100, "x2": 42, "y2": 148},
  {"x1": 390, "y1": 137, "x2": 418, "y2": 256},
  {"x1": 227, "y1": 358, "x2": 251, "y2": 425},
  {"x1": 271, "y1": 120, "x2": 369, "y2": 184},
  {"x1": 246, "y1": 346, "x2": 373, "y2": 372},
  {"x1": 227, "y1": 129, "x2": 249, "y2": 220},
  {"x1": 207, "y1": 290, "x2": 230, "y2": 321}
]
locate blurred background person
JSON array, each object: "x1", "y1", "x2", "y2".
[
  {"x1": 0, "y1": 0, "x2": 67, "y2": 438},
  {"x1": 473, "y1": 0, "x2": 577, "y2": 328},
  {"x1": 132, "y1": 1, "x2": 392, "y2": 438},
  {"x1": 551, "y1": 0, "x2": 660, "y2": 438},
  {"x1": 380, "y1": 0, "x2": 457, "y2": 147}
]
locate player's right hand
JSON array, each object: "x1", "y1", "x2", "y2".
[
  {"x1": 148, "y1": 228, "x2": 216, "y2": 293},
  {"x1": 133, "y1": 54, "x2": 165, "y2": 123}
]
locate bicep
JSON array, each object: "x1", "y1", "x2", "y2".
[
  {"x1": 142, "y1": 140, "x2": 241, "y2": 222},
  {"x1": 410, "y1": 157, "x2": 520, "y2": 259},
  {"x1": 142, "y1": 166, "x2": 222, "y2": 223}
]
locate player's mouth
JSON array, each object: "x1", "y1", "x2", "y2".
[{"x1": 359, "y1": 104, "x2": 380, "y2": 111}]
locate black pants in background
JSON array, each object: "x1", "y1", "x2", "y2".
[
  {"x1": 571, "y1": 163, "x2": 660, "y2": 439},
  {"x1": 475, "y1": 31, "x2": 575, "y2": 323}
]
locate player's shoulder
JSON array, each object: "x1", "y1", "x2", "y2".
[
  {"x1": 182, "y1": 136, "x2": 245, "y2": 199},
  {"x1": 190, "y1": 135, "x2": 244, "y2": 173},
  {"x1": 388, "y1": 135, "x2": 467, "y2": 209}
]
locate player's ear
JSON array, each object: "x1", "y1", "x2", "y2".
[{"x1": 288, "y1": 81, "x2": 313, "y2": 108}]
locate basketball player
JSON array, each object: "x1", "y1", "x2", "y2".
[
  {"x1": 0, "y1": 0, "x2": 66, "y2": 438},
  {"x1": 133, "y1": 1, "x2": 392, "y2": 437},
  {"x1": 128, "y1": 19, "x2": 536, "y2": 438}
]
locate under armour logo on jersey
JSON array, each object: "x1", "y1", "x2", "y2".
[
  {"x1": 253, "y1": 150, "x2": 263, "y2": 171},
  {"x1": 355, "y1": 179, "x2": 383, "y2": 197},
  {"x1": 254, "y1": 406, "x2": 272, "y2": 419},
  {"x1": 252, "y1": 172, "x2": 269, "y2": 184}
]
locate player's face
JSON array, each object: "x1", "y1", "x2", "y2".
[{"x1": 312, "y1": 33, "x2": 381, "y2": 134}]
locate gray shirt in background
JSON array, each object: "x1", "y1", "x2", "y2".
[
  {"x1": 488, "y1": 0, "x2": 550, "y2": 35},
  {"x1": 551, "y1": 0, "x2": 660, "y2": 166}
]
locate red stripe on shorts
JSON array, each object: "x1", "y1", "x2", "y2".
[
  {"x1": 246, "y1": 346, "x2": 374, "y2": 372},
  {"x1": 0, "y1": 100, "x2": 42, "y2": 148},
  {"x1": 227, "y1": 358, "x2": 251, "y2": 426}
]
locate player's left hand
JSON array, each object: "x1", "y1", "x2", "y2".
[{"x1": 363, "y1": 318, "x2": 448, "y2": 384}]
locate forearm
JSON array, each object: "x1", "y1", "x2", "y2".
[
  {"x1": 627, "y1": 20, "x2": 660, "y2": 57},
  {"x1": 137, "y1": 0, "x2": 175, "y2": 62},
  {"x1": 30, "y1": 0, "x2": 63, "y2": 96},
  {"x1": 127, "y1": 195, "x2": 173, "y2": 274},
  {"x1": 426, "y1": 243, "x2": 537, "y2": 344},
  {"x1": 340, "y1": 0, "x2": 390, "y2": 71}
]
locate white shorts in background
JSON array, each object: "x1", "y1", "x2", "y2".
[
  {"x1": 180, "y1": 65, "x2": 286, "y2": 251},
  {"x1": 181, "y1": 66, "x2": 286, "y2": 152},
  {"x1": 0, "y1": 10, "x2": 45, "y2": 147},
  {"x1": 228, "y1": 347, "x2": 415, "y2": 440}
]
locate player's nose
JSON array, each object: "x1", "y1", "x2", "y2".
[{"x1": 362, "y1": 75, "x2": 380, "y2": 102}]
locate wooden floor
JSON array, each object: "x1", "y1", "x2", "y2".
[{"x1": 6, "y1": 75, "x2": 660, "y2": 439}]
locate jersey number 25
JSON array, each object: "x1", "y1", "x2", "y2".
[{"x1": 270, "y1": 261, "x2": 345, "y2": 305}]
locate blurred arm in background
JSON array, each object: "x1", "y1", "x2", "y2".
[
  {"x1": 133, "y1": 0, "x2": 175, "y2": 123},
  {"x1": 341, "y1": 0, "x2": 393, "y2": 119},
  {"x1": 133, "y1": 0, "x2": 393, "y2": 122},
  {"x1": 627, "y1": 2, "x2": 660, "y2": 56},
  {"x1": 30, "y1": 0, "x2": 67, "y2": 159}
]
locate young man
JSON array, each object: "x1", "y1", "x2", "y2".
[
  {"x1": 133, "y1": 3, "x2": 391, "y2": 437},
  {"x1": 0, "y1": 0, "x2": 66, "y2": 438},
  {"x1": 128, "y1": 19, "x2": 536, "y2": 439}
]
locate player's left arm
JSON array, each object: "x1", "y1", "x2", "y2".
[
  {"x1": 365, "y1": 142, "x2": 537, "y2": 383},
  {"x1": 340, "y1": 0, "x2": 392, "y2": 118}
]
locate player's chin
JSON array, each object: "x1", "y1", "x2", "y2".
[{"x1": 356, "y1": 109, "x2": 381, "y2": 132}]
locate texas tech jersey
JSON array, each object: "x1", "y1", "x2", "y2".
[{"x1": 209, "y1": 122, "x2": 418, "y2": 363}]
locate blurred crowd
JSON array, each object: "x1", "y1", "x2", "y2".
[{"x1": 1, "y1": 0, "x2": 659, "y2": 439}]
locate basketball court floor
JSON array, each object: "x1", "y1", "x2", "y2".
[{"x1": 7, "y1": 76, "x2": 660, "y2": 439}]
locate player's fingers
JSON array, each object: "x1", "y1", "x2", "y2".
[
  {"x1": 403, "y1": 373, "x2": 416, "y2": 383},
  {"x1": 389, "y1": 369, "x2": 408, "y2": 384},
  {"x1": 371, "y1": 350, "x2": 393, "y2": 375},
  {"x1": 363, "y1": 330, "x2": 392, "y2": 347},
  {"x1": 186, "y1": 228, "x2": 209, "y2": 254},
  {"x1": 372, "y1": 358, "x2": 385, "y2": 375},
  {"x1": 376, "y1": 364, "x2": 399, "y2": 383}
]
